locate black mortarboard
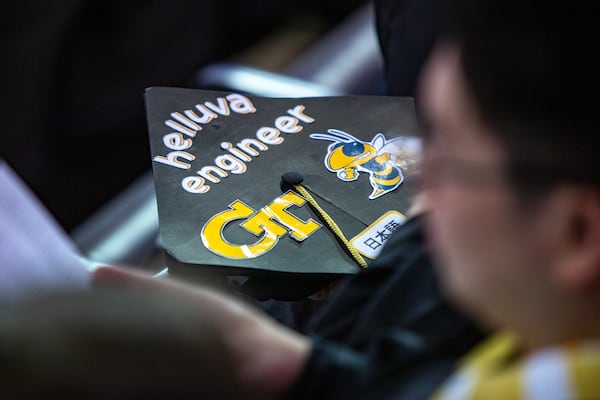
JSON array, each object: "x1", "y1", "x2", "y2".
[{"x1": 145, "y1": 87, "x2": 420, "y2": 285}]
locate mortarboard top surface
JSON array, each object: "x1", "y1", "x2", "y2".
[{"x1": 145, "y1": 87, "x2": 421, "y2": 277}]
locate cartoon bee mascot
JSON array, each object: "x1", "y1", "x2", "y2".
[{"x1": 311, "y1": 129, "x2": 415, "y2": 200}]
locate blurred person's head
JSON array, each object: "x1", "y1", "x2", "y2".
[
  {"x1": 419, "y1": 0, "x2": 600, "y2": 349},
  {"x1": 0, "y1": 289, "x2": 262, "y2": 399}
]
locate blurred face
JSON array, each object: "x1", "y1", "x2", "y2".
[{"x1": 418, "y1": 45, "x2": 552, "y2": 328}]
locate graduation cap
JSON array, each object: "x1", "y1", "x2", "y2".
[{"x1": 145, "y1": 87, "x2": 421, "y2": 292}]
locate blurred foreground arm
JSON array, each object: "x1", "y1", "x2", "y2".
[{"x1": 92, "y1": 266, "x2": 310, "y2": 398}]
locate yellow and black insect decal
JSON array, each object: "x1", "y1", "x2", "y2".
[{"x1": 310, "y1": 129, "x2": 406, "y2": 199}]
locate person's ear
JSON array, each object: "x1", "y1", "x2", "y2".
[{"x1": 552, "y1": 187, "x2": 600, "y2": 292}]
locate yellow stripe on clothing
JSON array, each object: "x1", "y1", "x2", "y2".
[
  {"x1": 431, "y1": 333, "x2": 519, "y2": 400},
  {"x1": 470, "y1": 365, "x2": 524, "y2": 400},
  {"x1": 566, "y1": 340, "x2": 600, "y2": 399},
  {"x1": 432, "y1": 333, "x2": 600, "y2": 400}
]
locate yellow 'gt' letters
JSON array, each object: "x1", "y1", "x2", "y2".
[{"x1": 201, "y1": 191, "x2": 321, "y2": 259}]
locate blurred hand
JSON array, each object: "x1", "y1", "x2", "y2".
[{"x1": 92, "y1": 266, "x2": 310, "y2": 398}]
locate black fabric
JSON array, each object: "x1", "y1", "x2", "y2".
[
  {"x1": 285, "y1": 217, "x2": 486, "y2": 399},
  {"x1": 374, "y1": 0, "x2": 436, "y2": 97}
]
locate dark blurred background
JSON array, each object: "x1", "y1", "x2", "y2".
[{"x1": 0, "y1": 0, "x2": 366, "y2": 231}]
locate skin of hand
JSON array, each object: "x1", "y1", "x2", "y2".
[{"x1": 92, "y1": 266, "x2": 311, "y2": 399}]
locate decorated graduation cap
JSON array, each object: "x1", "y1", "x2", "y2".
[{"x1": 145, "y1": 87, "x2": 421, "y2": 280}]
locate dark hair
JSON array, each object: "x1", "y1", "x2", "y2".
[{"x1": 434, "y1": 0, "x2": 600, "y2": 190}]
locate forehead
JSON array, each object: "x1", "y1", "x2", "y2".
[
  {"x1": 420, "y1": 44, "x2": 464, "y2": 122},
  {"x1": 418, "y1": 44, "x2": 501, "y2": 161}
]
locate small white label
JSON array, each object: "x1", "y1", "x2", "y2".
[{"x1": 351, "y1": 211, "x2": 407, "y2": 259}]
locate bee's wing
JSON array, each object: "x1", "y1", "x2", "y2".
[
  {"x1": 371, "y1": 133, "x2": 386, "y2": 152},
  {"x1": 379, "y1": 136, "x2": 422, "y2": 169},
  {"x1": 377, "y1": 136, "x2": 405, "y2": 156}
]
